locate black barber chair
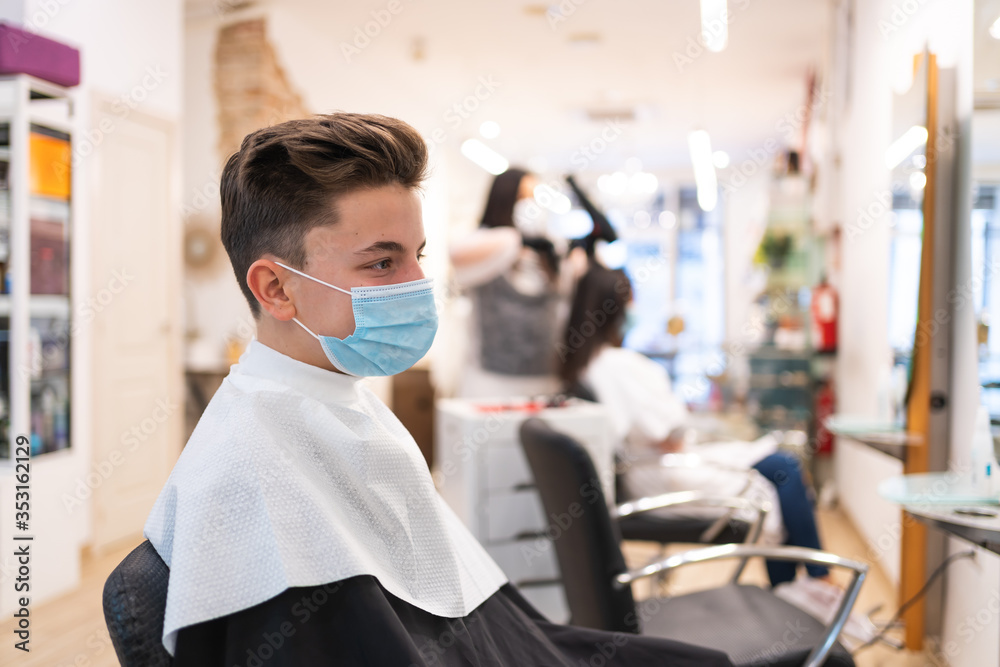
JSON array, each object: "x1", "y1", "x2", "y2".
[
  {"x1": 103, "y1": 540, "x2": 173, "y2": 667},
  {"x1": 519, "y1": 417, "x2": 867, "y2": 667}
]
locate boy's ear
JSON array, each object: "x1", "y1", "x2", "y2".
[{"x1": 247, "y1": 259, "x2": 296, "y2": 321}]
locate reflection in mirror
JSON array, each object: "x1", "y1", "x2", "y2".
[
  {"x1": 887, "y1": 54, "x2": 929, "y2": 426},
  {"x1": 973, "y1": 0, "x2": 1000, "y2": 418}
]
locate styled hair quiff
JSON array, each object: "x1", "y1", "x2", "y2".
[{"x1": 220, "y1": 113, "x2": 429, "y2": 317}]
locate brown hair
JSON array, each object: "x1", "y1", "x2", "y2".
[
  {"x1": 220, "y1": 113, "x2": 429, "y2": 317},
  {"x1": 557, "y1": 265, "x2": 632, "y2": 388}
]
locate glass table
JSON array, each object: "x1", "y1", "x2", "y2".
[
  {"x1": 879, "y1": 472, "x2": 1000, "y2": 555},
  {"x1": 825, "y1": 414, "x2": 923, "y2": 462}
]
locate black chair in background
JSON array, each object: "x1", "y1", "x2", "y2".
[
  {"x1": 519, "y1": 417, "x2": 867, "y2": 667},
  {"x1": 563, "y1": 383, "x2": 753, "y2": 547},
  {"x1": 102, "y1": 540, "x2": 173, "y2": 667}
]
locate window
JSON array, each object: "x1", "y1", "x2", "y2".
[{"x1": 621, "y1": 187, "x2": 724, "y2": 407}]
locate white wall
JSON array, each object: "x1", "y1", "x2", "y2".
[
  {"x1": 181, "y1": 10, "x2": 254, "y2": 363},
  {"x1": 829, "y1": 0, "x2": 901, "y2": 583}
]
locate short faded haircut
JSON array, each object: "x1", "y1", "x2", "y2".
[{"x1": 220, "y1": 113, "x2": 429, "y2": 317}]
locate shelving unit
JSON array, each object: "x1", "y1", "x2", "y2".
[
  {"x1": 0, "y1": 72, "x2": 88, "y2": 617},
  {"x1": 0, "y1": 75, "x2": 74, "y2": 461}
]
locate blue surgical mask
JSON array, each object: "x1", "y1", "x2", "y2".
[{"x1": 275, "y1": 262, "x2": 438, "y2": 377}]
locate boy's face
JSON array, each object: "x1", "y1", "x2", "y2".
[{"x1": 290, "y1": 183, "x2": 426, "y2": 341}]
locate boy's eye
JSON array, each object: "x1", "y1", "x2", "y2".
[
  {"x1": 417, "y1": 252, "x2": 426, "y2": 263},
  {"x1": 369, "y1": 259, "x2": 391, "y2": 271}
]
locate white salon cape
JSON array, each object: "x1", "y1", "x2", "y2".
[
  {"x1": 583, "y1": 346, "x2": 785, "y2": 543},
  {"x1": 143, "y1": 340, "x2": 507, "y2": 655}
]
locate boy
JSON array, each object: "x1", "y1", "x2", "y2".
[{"x1": 143, "y1": 113, "x2": 732, "y2": 666}]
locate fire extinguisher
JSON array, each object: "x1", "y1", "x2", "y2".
[
  {"x1": 811, "y1": 276, "x2": 838, "y2": 352},
  {"x1": 814, "y1": 378, "x2": 835, "y2": 455}
]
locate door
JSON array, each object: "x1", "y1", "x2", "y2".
[{"x1": 88, "y1": 98, "x2": 182, "y2": 552}]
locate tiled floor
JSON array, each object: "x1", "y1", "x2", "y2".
[{"x1": 0, "y1": 508, "x2": 933, "y2": 666}]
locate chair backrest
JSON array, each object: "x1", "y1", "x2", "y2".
[
  {"x1": 518, "y1": 417, "x2": 638, "y2": 633},
  {"x1": 102, "y1": 540, "x2": 173, "y2": 667}
]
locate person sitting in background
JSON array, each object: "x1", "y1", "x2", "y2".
[{"x1": 558, "y1": 264, "x2": 830, "y2": 587}]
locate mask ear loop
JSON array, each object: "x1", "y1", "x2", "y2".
[
  {"x1": 274, "y1": 261, "x2": 352, "y2": 295},
  {"x1": 291, "y1": 317, "x2": 321, "y2": 340},
  {"x1": 274, "y1": 261, "x2": 354, "y2": 341}
]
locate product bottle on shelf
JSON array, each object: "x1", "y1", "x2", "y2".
[{"x1": 972, "y1": 403, "x2": 998, "y2": 496}]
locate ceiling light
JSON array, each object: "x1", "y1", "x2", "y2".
[
  {"x1": 629, "y1": 172, "x2": 659, "y2": 195},
  {"x1": 461, "y1": 139, "x2": 509, "y2": 175},
  {"x1": 479, "y1": 121, "x2": 500, "y2": 139},
  {"x1": 700, "y1": 0, "x2": 728, "y2": 53},
  {"x1": 885, "y1": 126, "x2": 928, "y2": 169},
  {"x1": 688, "y1": 130, "x2": 718, "y2": 212},
  {"x1": 712, "y1": 150, "x2": 730, "y2": 169},
  {"x1": 909, "y1": 171, "x2": 927, "y2": 190},
  {"x1": 568, "y1": 32, "x2": 601, "y2": 48},
  {"x1": 659, "y1": 211, "x2": 677, "y2": 229},
  {"x1": 633, "y1": 211, "x2": 651, "y2": 228},
  {"x1": 990, "y1": 15, "x2": 1000, "y2": 39},
  {"x1": 598, "y1": 172, "x2": 628, "y2": 196}
]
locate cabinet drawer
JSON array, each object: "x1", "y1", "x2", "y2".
[
  {"x1": 483, "y1": 490, "x2": 547, "y2": 542},
  {"x1": 487, "y1": 538, "x2": 560, "y2": 582},
  {"x1": 485, "y1": 444, "x2": 534, "y2": 491}
]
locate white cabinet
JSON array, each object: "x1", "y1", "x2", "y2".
[{"x1": 435, "y1": 398, "x2": 614, "y2": 623}]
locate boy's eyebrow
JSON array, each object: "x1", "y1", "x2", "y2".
[{"x1": 355, "y1": 239, "x2": 427, "y2": 255}]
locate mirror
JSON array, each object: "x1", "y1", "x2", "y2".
[
  {"x1": 972, "y1": 0, "x2": 1000, "y2": 419},
  {"x1": 887, "y1": 54, "x2": 930, "y2": 427}
]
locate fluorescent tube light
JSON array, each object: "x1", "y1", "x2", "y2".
[
  {"x1": 884, "y1": 125, "x2": 928, "y2": 169},
  {"x1": 461, "y1": 139, "x2": 509, "y2": 175},
  {"x1": 688, "y1": 130, "x2": 718, "y2": 212},
  {"x1": 701, "y1": 0, "x2": 728, "y2": 53}
]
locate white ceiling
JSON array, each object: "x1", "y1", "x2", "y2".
[{"x1": 236, "y1": 0, "x2": 832, "y2": 172}]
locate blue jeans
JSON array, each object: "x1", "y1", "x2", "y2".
[{"x1": 752, "y1": 452, "x2": 829, "y2": 586}]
